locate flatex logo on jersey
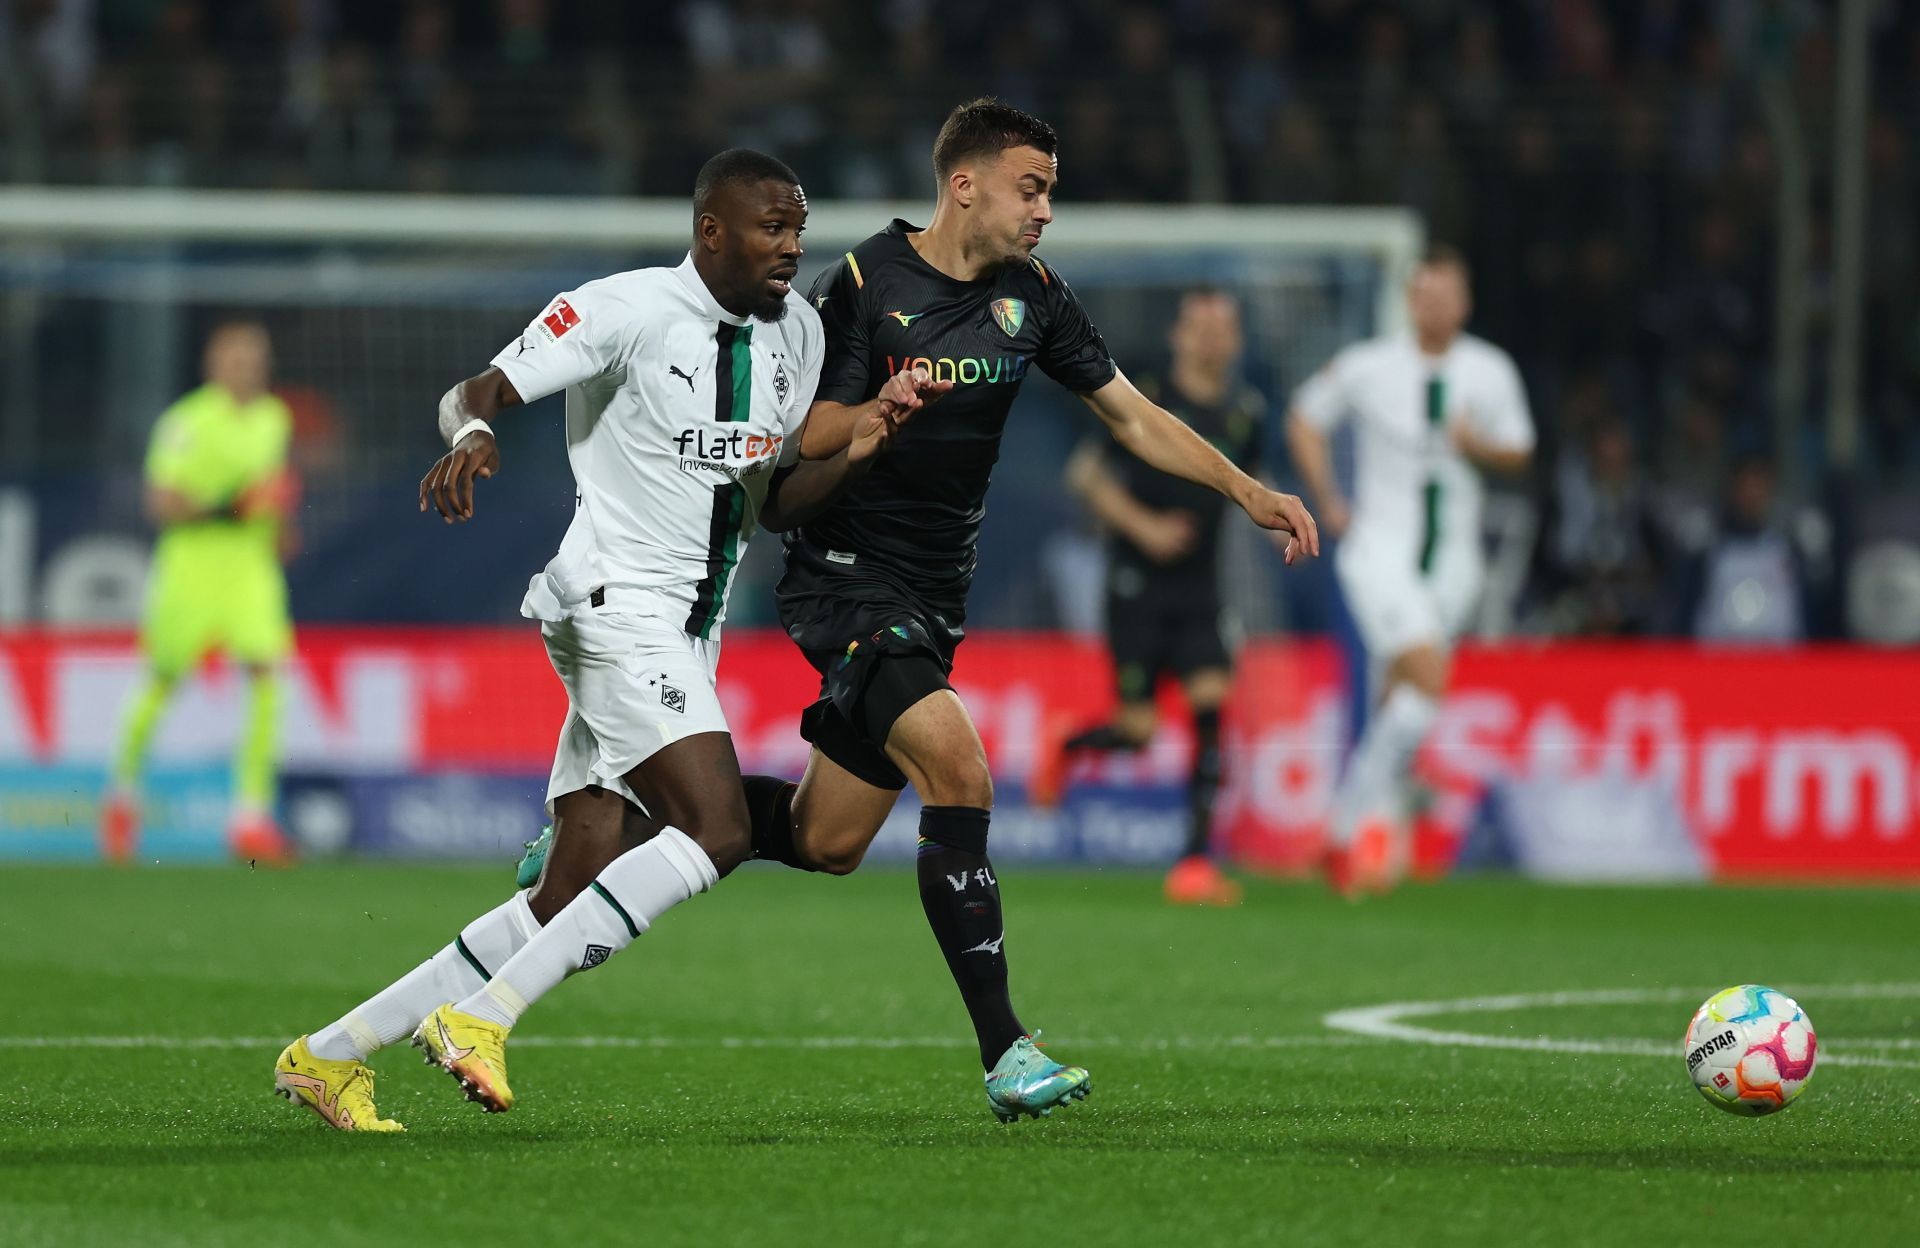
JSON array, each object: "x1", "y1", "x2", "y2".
[{"x1": 673, "y1": 427, "x2": 783, "y2": 481}]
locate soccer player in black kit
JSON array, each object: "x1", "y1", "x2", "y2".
[
  {"x1": 748, "y1": 99, "x2": 1319, "y2": 1122},
  {"x1": 1030, "y1": 287, "x2": 1270, "y2": 909}
]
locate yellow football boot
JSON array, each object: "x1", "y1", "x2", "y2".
[
  {"x1": 413, "y1": 1004, "x2": 514, "y2": 1113},
  {"x1": 273, "y1": 1036, "x2": 404, "y2": 1132}
]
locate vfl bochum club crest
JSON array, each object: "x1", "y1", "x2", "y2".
[{"x1": 989, "y1": 297, "x2": 1025, "y2": 338}]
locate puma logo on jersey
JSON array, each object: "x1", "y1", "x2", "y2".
[
  {"x1": 886, "y1": 310, "x2": 923, "y2": 327},
  {"x1": 668, "y1": 365, "x2": 698, "y2": 391}
]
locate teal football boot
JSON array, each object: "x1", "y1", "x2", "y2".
[
  {"x1": 514, "y1": 824, "x2": 552, "y2": 889},
  {"x1": 983, "y1": 1032, "x2": 1091, "y2": 1123}
]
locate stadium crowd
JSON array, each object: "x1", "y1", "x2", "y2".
[{"x1": 1, "y1": 0, "x2": 1915, "y2": 642}]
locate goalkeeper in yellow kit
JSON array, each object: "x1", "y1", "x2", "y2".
[{"x1": 100, "y1": 322, "x2": 297, "y2": 864}]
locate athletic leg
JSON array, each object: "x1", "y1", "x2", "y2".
[
  {"x1": 1029, "y1": 701, "x2": 1154, "y2": 809},
  {"x1": 1029, "y1": 596, "x2": 1162, "y2": 808},
  {"x1": 228, "y1": 664, "x2": 292, "y2": 862},
  {"x1": 752, "y1": 651, "x2": 1028, "y2": 1064},
  {"x1": 306, "y1": 891, "x2": 543, "y2": 1063},
  {"x1": 885, "y1": 689, "x2": 1091, "y2": 1117},
  {"x1": 1325, "y1": 644, "x2": 1445, "y2": 893},
  {"x1": 112, "y1": 671, "x2": 174, "y2": 794},
  {"x1": 232, "y1": 664, "x2": 280, "y2": 816},
  {"x1": 1178, "y1": 667, "x2": 1231, "y2": 859},
  {"x1": 303, "y1": 783, "x2": 654, "y2": 1068},
  {"x1": 1062, "y1": 701, "x2": 1158, "y2": 755},
  {"x1": 102, "y1": 668, "x2": 176, "y2": 861},
  {"x1": 755, "y1": 640, "x2": 916, "y2": 875},
  {"x1": 881, "y1": 689, "x2": 1023, "y2": 1068},
  {"x1": 768, "y1": 750, "x2": 899, "y2": 873},
  {"x1": 418, "y1": 732, "x2": 748, "y2": 1111},
  {"x1": 1329, "y1": 643, "x2": 1446, "y2": 841},
  {"x1": 278, "y1": 784, "x2": 659, "y2": 1129},
  {"x1": 460, "y1": 731, "x2": 748, "y2": 1026},
  {"x1": 1163, "y1": 665, "x2": 1242, "y2": 906}
]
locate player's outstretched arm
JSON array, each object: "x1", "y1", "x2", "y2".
[
  {"x1": 761, "y1": 371, "x2": 926, "y2": 531},
  {"x1": 419, "y1": 367, "x2": 523, "y2": 523},
  {"x1": 797, "y1": 370, "x2": 952, "y2": 460},
  {"x1": 1081, "y1": 370, "x2": 1319, "y2": 564}
]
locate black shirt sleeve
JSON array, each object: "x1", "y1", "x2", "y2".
[
  {"x1": 807, "y1": 257, "x2": 873, "y2": 406},
  {"x1": 1036, "y1": 263, "x2": 1118, "y2": 394}
]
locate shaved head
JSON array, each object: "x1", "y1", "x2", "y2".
[
  {"x1": 694, "y1": 148, "x2": 803, "y2": 220},
  {"x1": 690, "y1": 148, "x2": 808, "y2": 323}
]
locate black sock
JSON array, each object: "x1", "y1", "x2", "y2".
[
  {"x1": 744, "y1": 775, "x2": 810, "y2": 870},
  {"x1": 1064, "y1": 723, "x2": 1143, "y2": 754},
  {"x1": 1183, "y1": 709, "x2": 1223, "y2": 859},
  {"x1": 915, "y1": 805, "x2": 1024, "y2": 1068}
]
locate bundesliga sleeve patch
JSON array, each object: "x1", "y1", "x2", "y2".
[{"x1": 538, "y1": 297, "x2": 582, "y2": 341}]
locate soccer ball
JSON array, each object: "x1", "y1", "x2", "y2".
[{"x1": 1683, "y1": 985, "x2": 1817, "y2": 1115}]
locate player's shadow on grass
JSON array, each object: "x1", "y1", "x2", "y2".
[{"x1": 1308, "y1": 1141, "x2": 1920, "y2": 1175}]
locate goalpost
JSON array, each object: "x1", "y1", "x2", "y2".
[
  {"x1": 0, "y1": 187, "x2": 1420, "y2": 324},
  {"x1": 0, "y1": 189, "x2": 1420, "y2": 425},
  {"x1": 0, "y1": 188, "x2": 1423, "y2": 635}
]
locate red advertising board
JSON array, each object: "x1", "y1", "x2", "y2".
[{"x1": 3, "y1": 629, "x2": 1917, "y2": 877}]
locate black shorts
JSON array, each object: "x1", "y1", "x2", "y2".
[
  {"x1": 775, "y1": 549, "x2": 960, "y2": 783},
  {"x1": 1106, "y1": 586, "x2": 1235, "y2": 703}
]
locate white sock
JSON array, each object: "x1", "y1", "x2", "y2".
[
  {"x1": 1329, "y1": 684, "x2": 1439, "y2": 846},
  {"x1": 456, "y1": 827, "x2": 718, "y2": 1029},
  {"x1": 308, "y1": 891, "x2": 541, "y2": 1061}
]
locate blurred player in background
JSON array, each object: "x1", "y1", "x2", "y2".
[
  {"x1": 751, "y1": 98, "x2": 1317, "y2": 1121},
  {"x1": 1286, "y1": 247, "x2": 1534, "y2": 894},
  {"x1": 100, "y1": 321, "x2": 298, "y2": 865},
  {"x1": 1030, "y1": 286, "x2": 1268, "y2": 907}
]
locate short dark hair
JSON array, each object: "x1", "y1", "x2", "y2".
[
  {"x1": 1419, "y1": 242, "x2": 1471, "y2": 280},
  {"x1": 1180, "y1": 283, "x2": 1234, "y2": 305},
  {"x1": 693, "y1": 148, "x2": 801, "y2": 216},
  {"x1": 932, "y1": 97, "x2": 1058, "y2": 179}
]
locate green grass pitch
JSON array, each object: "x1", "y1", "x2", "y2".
[{"x1": 1, "y1": 864, "x2": 1916, "y2": 1247}]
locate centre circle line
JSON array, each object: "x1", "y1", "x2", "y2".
[{"x1": 1321, "y1": 983, "x2": 1920, "y2": 1071}]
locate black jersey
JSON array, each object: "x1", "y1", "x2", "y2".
[
  {"x1": 1102, "y1": 374, "x2": 1266, "y2": 593},
  {"x1": 778, "y1": 220, "x2": 1117, "y2": 646}
]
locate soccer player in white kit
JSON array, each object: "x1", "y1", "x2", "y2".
[
  {"x1": 271, "y1": 150, "x2": 941, "y2": 1130},
  {"x1": 1286, "y1": 247, "x2": 1534, "y2": 894}
]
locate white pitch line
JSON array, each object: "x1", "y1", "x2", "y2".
[{"x1": 1322, "y1": 983, "x2": 1920, "y2": 1071}]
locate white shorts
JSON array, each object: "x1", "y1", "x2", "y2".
[
  {"x1": 541, "y1": 608, "x2": 727, "y2": 814},
  {"x1": 1335, "y1": 540, "x2": 1481, "y2": 661}
]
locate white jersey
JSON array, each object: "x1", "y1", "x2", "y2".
[
  {"x1": 1292, "y1": 332, "x2": 1533, "y2": 577},
  {"x1": 494, "y1": 255, "x2": 823, "y2": 639}
]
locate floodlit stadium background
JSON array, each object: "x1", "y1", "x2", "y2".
[{"x1": 2, "y1": 0, "x2": 1918, "y2": 879}]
